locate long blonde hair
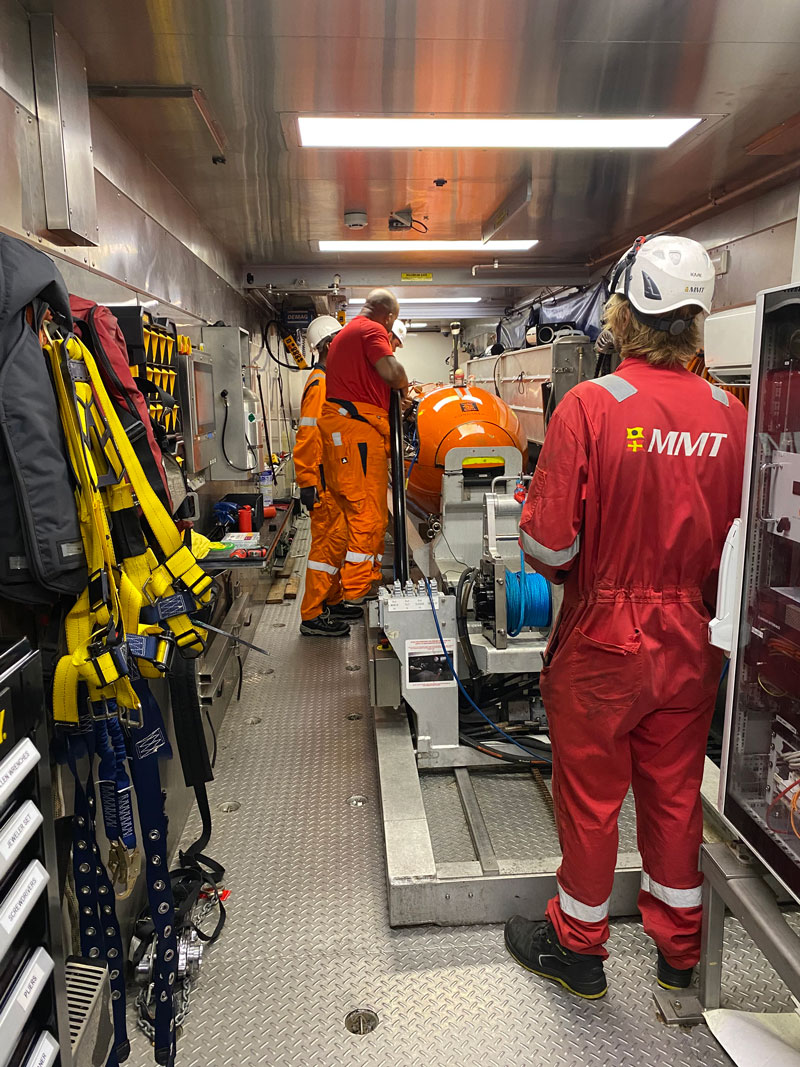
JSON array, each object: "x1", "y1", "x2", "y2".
[{"x1": 603, "y1": 294, "x2": 701, "y2": 368}]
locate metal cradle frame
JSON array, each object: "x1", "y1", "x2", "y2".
[{"x1": 373, "y1": 704, "x2": 643, "y2": 927}]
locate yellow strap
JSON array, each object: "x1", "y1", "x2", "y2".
[
  {"x1": 45, "y1": 338, "x2": 131, "y2": 723},
  {"x1": 70, "y1": 337, "x2": 211, "y2": 594},
  {"x1": 67, "y1": 336, "x2": 211, "y2": 653}
]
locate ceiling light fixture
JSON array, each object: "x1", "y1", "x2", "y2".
[
  {"x1": 409, "y1": 322, "x2": 428, "y2": 328},
  {"x1": 300, "y1": 116, "x2": 701, "y2": 149},
  {"x1": 321, "y1": 240, "x2": 536, "y2": 252},
  {"x1": 348, "y1": 297, "x2": 481, "y2": 305}
]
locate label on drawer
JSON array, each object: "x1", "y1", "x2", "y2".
[
  {"x1": 0, "y1": 738, "x2": 40, "y2": 806},
  {"x1": 0, "y1": 801, "x2": 42, "y2": 863},
  {"x1": 16, "y1": 962, "x2": 46, "y2": 1011},
  {"x1": 24, "y1": 1032, "x2": 59, "y2": 1067},
  {"x1": 0, "y1": 860, "x2": 49, "y2": 935}
]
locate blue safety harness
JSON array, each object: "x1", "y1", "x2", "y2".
[{"x1": 58, "y1": 680, "x2": 180, "y2": 1066}]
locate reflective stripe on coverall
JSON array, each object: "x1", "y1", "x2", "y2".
[
  {"x1": 319, "y1": 398, "x2": 390, "y2": 601},
  {"x1": 294, "y1": 368, "x2": 348, "y2": 621},
  {"x1": 519, "y1": 358, "x2": 746, "y2": 968}
]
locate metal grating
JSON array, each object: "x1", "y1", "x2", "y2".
[{"x1": 124, "y1": 561, "x2": 800, "y2": 1067}]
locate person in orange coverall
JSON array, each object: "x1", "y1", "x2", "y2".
[
  {"x1": 295, "y1": 316, "x2": 359, "y2": 637},
  {"x1": 504, "y1": 235, "x2": 746, "y2": 1000},
  {"x1": 318, "y1": 290, "x2": 408, "y2": 605}
]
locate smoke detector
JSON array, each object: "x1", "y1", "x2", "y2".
[{"x1": 344, "y1": 211, "x2": 368, "y2": 230}]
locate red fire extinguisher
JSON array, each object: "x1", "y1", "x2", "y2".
[{"x1": 238, "y1": 505, "x2": 253, "y2": 532}]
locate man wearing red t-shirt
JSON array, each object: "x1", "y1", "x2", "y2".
[{"x1": 319, "y1": 289, "x2": 408, "y2": 603}]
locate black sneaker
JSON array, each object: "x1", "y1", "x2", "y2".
[
  {"x1": 327, "y1": 601, "x2": 364, "y2": 620},
  {"x1": 656, "y1": 950, "x2": 693, "y2": 990},
  {"x1": 300, "y1": 614, "x2": 350, "y2": 638},
  {"x1": 504, "y1": 916, "x2": 608, "y2": 999}
]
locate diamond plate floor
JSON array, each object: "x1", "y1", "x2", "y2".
[{"x1": 126, "y1": 556, "x2": 799, "y2": 1067}]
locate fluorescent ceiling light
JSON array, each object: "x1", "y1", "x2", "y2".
[
  {"x1": 322, "y1": 240, "x2": 536, "y2": 252},
  {"x1": 409, "y1": 323, "x2": 428, "y2": 328},
  {"x1": 300, "y1": 116, "x2": 701, "y2": 149},
  {"x1": 348, "y1": 297, "x2": 481, "y2": 305}
]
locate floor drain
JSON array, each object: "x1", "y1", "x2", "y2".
[
  {"x1": 344, "y1": 1009, "x2": 378, "y2": 1035},
  {"x1": 347, "y1": 795, "x2": 368, "y2": 808},
  {"x1": 347, "y1": 713, "x2": 362, "y2": 721},
  {"x1": 246, "y1": 716, "x2": 262, "y2": 725},
  {"x1": 219, "y1": 801, "x2": 241, "y2": 813},
  {"x1": 345, "y1": 663, "x2": 361, "y2": 672}
]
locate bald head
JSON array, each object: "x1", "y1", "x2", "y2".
[{"x1": 361, "y1": 288, "x2": 400, "y2": 330}]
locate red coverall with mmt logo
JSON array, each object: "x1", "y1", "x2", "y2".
[{"x1": 519, "y1": 357, "x2": 746, "y2": 967}]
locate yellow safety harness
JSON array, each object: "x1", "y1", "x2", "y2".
[{"x1": 43, "y1": 327, "x2": 213, "y2": 726}]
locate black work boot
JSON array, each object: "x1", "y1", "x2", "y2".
[
  {"x1": 300, "y1": 614, "x2": 350, "y2": 637},
  {"x1": 504, "y1": 916, "x2": 608, "y2": 999},
  {"x1": 656, "y1": 950, "x2": 693, "y2": 990},
  {"x1": 327, "y1": 601, "x2": 364, "y2": 620}
]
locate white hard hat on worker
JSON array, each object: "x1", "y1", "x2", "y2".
[
  {"x1": 306, "y1": 314, "x2": 342, "y2": 354},
  {"x1": 391, "y1": 319, "x2": 407, "y2": 347},
  {"x1": 609, "y1": 234, "x2": 715, "y2": 335}
]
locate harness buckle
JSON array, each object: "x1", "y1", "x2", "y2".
[
  {"x1": 117, "y1": 700, "x2": 144, "y2": 730},
  {"x1": 89, "y1": 697, "x2": 113, "y2": 721},
  {"x1": 86, "y1": 631, "x2": 129, "y2": 688},
  {"x1": 128, "y1": 633, "x2": 175, "y2": 673}
]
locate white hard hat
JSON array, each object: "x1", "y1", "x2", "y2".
[
  {"x1": 306, "y1": 315, "x2": 342, "y2": 353},
  {"x1": 610, "y1": 234, "x2": 715, "y2": 334},
  {"x1": 392, "y1": 319, "x2": 407, "y2": 346}
]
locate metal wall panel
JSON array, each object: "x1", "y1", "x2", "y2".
[
  {"x1": 89, "y1": 103, "x2": 242, "y2": 291},
  {"x1": 0, "y1": 5, "x2": 252, "y2": 327},
  {"x1": 0, "y1": 0, "x2": 35, "y2": 113}
]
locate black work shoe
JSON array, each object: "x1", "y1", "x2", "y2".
[
  {"x1": 327, "y1": 601, "x2": 364, "y2": 620},
  {"x1": 300, "y1": 614, "x2": 350, "y2": 638},
  {"x1": 504, "y1": 916, "x2": 608, "y2": 999},
  {"x1": 656, "y1": 950, "x2": 694, "y2": 990}
]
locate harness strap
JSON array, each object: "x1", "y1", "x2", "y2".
[
  {"x1": 127, "y1": 681, "x2": 179, "y2": 1067},
  {"x1": 62, "y1": 718, "x2": 130, "y2": 1062}
]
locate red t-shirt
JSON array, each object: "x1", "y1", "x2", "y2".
[{"x1": 324, "y1": 315, "x2": 393, "y2": 411}]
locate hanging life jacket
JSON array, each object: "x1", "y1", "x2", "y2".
[{"x1": 0, "y1": 235, "x2": 87, "y2": 604}]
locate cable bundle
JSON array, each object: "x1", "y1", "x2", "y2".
[{"x1": 505, "y1": 550, "x2": 552, "y2": 635}]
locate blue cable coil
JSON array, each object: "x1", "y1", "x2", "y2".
[{"x1": 505, "y1": 549, "x2": 552, "y2": 636}]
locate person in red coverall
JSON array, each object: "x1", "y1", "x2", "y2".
[
  {"x1": 319, "y1": 290, "x2": 408, "y2": 605},
  {"x1": 504, "y1": 234, "x2": 747, "y2": 1000}
]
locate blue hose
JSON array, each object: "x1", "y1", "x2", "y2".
[{"x1": 505, "y1": 549, "x2": 552, "y2": 636}]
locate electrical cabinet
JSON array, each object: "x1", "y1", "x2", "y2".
[
  {"x1": 721, "y1": 283, "x2": 800, "y2": 900},
  {"x1": 198, "y1": 326, "x2": 262, "y2": 482}
]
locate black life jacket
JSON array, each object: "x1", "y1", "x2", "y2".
[{"x1": 0, "y1": 235, "x2": 87, "y2": 604}]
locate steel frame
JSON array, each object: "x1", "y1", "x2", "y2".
[{"x1": 373, "y1": 704, "x2": 643, "y2": 927}]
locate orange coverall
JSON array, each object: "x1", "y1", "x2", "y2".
[
  {"x1": 318, "y1": 399, "x2": 390, "y2": 600},
  {"x1": 293, "y1": 367, "x2": 347, "y2": 621}
]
